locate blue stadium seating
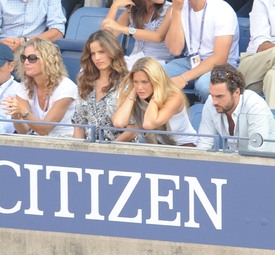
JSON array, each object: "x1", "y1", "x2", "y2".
[
  {"x1": 189, "y1": 103, "x2": 204, "y2": 132},
  {"x1": 238, "y1": 17, "x2": 250, "y2": 54},
  {"x1": 56, "y1": 7, "x2": 123, "y2": 83}
]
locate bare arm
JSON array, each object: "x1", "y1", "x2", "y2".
[
  {"x1": 257, "y1": 41, "x2": 275, "y2": 53},
  {"x1": 73, "y1": 127, "x2": 86, "y2": 139},
  {"x1": 165, "y1": 0, "x2": 185, "y2": 55},
  {"x1": 172, "y1": 35, "x2": 233, "y2": 88},
  {"x1": 3, "y1": 96, "x2": 74, "y2": 135},
  {"x1": 31, "y1": 28, "x2": 64, "y2": 42},
  {"x1": 143, "y1": 94, "x2": 183, "y2": 130},
  {"x1": 112, "y1": 89, "x2": 136, "y2": 128},
  {"x1": 0, "y1": 28, "x2": 63, "y2": 51},
  {"x1": 115, "y1": 124, "x2": 137, "y2": 142},
  {"x1": 102, "y1": 5, "x2": 173, "y2": 43}
]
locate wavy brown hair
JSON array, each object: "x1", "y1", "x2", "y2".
[
  {"x1": 77, "y1": 30, "x2": 128, "y2": 100},
  {"x1": 131, "y1": 0, "x2": 165, "y2": 29},
  {"x1": 15, "y1": 38, "x2": 68, "y2": 98}
]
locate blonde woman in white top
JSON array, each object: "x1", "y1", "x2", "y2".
[
  {"x1": 113, "y1": 56, "x2": 197, "y2": 146},
  {"x1": 2, "y1": 38, "x2": 77, "y2": 136}
]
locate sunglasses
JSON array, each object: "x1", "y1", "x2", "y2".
[
  {"x1": 20, "y1": 54, "x2": 40, "y2": 63},
  {"x1": 211, "y1": 70, "x2": 230, "y2": 80}
]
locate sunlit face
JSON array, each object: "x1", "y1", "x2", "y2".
[
  {"x1": 89, "y1": 41, "x2": 112, "y2": 71},
  {"x1": 133, "y1": 71, "x2": 154, "y2": 100},
  {"x1": 22, "y1": 46, "x2": 43, "y2": 78},
  {"x1": 0, "y1": 61, "x2": 14, "y2": 84},
  {"x1": 209, "y1": 82, "x2": 240, "y2": 115}
]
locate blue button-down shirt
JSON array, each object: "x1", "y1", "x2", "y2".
[{"x1": 0, "y1": 0, "x2": 66, "y2": 39}]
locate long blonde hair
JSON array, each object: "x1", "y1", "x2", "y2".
[
  {"x1": 118, "y1": 56, "x2": 188, "y2": 109},
  {"x1": 15, "y1": 38, "x2": 68, "y2": 98},
  {"x1": 118, "y1": 57, "x2": 189, "y2": 145}
]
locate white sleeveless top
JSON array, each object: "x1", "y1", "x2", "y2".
[{"x1": 168, "y1": 107, "x2": 198, "y2": 145}]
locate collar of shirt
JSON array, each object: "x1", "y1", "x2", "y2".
[{"x1": 0, "y1": 76, "x2": 14, "y2": 96}]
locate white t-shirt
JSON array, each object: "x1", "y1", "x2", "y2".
[
  {"x1": 17, "y1": 77, "x2": 78, "y2": 136},
  {"x1": 168, "y1": 107, "x2": 198, "y2": 145},
  {"x1": 181, "y1": 0, "x2": 239, "y2": 67}
]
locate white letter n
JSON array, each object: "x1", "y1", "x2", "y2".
[{"x1": 184, "y1": 176, "x2": 227, "y2": 230}]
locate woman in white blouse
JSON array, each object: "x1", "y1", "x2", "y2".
[{"x1": 2, "y1": 38, "x2": 78, "y2": 136}]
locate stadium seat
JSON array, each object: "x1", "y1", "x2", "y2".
[
  {"x1": 238, "y1": 17, "x2": 250, "y2": 54},
  {"x1": 189, "y1": 103, "x2": 204, "y2": 132},
  {"x1": 56, "y1": 7, "x2": 123, "y2": 83}
]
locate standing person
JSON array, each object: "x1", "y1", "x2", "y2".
[
  {"x1": 113, "y1": 56, "x2": 198, "y2": 146},
  {"x1": 102, "y1": 0, "x2": 174, "y2": 70},
  {"x1": 0, "y1": 0, "x2": 66, "y2": 51},
  {"x1": 72, "y1": 30, "x2": 136, "y2": 142},
  {"x1": 2, "y1": 38, "x2": 78, "y2": 136},
  {"x1": 197, "y1": 64, "x2": 274, "y2": 150},
  {"x1": 0, "y1": 43, "x2": 19, "y2": 133},
  {"x1": 238, "y1": 0, "x2": 275, "y2": 109},
  {"x1": 163, "y1": 0, "x2": 239, "y2": 103}
]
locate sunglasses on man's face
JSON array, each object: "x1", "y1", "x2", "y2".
[{"x1": 20, "y1": 54, "x2": 40, "y2": 63}]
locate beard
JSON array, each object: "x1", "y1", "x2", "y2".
[{"x1": 214, "y1": 97, "x2": 235, "y2": 114}]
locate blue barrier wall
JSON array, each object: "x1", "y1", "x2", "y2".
[{"x1": 0, "y1": 139, "x2": 275, "y2": 251}]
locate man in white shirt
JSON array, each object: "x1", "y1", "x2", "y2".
[
  {"x1": 238, "y1": 0, "x2": 275, "y2": 109},
  {"x1": 0, "y1": 43, "x2": 19, "y2": 133},
  {"x1": 163, "y1": 0, "x2": 239, "y2": 103},
  {"x1": 197, "y1": 63, "x2": 275, "y2": 151}
]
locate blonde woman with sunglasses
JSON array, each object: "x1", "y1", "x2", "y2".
[{"x1": 2, "y1": 38, "x2": 78, "y2": 136}]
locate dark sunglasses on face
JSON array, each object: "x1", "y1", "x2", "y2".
[{"x1": 20, "y1": 54, "x2": 40, "y2": 63}]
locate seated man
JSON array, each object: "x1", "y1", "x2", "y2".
[
  {"x1": 163, "y1": 0, "x2": 239, "y2": 103},
  {"x1": 0, "y1": 43, "x2": 19, "y2": 133},
  {"x1": 0, "y1": 0, "x2": 66, "y2": 51},
  {"x1": 238, "y1": 0, "x2": 275, "y2": 109},
  {"x1": 197, "y1": 63, "x2": 274, "y2": 151}
]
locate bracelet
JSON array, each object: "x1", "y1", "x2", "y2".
[
  {"x1": 127, "y1": 94, "x2": 136, "y2": 101},
  {"x1": 180, "y1": 74, "x2": 188, "y2": 85},
  {"x1": 21, "y1": 111, "x2": 30, "y2": 119}
]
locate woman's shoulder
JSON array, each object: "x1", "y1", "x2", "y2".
[
  {"x1": 53, "y1": 77, "x2": 78, "y2": 97},
  {"x1": 59, "y1": 76, "x2": 77, "y2": 87}
]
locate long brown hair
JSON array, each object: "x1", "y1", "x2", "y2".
[
  {"x1": 131, "y1": 0, "x2": 165, "y2": 29},
  {"x1": 77, "y1": 30, "x2": 128, "y2": 100}
]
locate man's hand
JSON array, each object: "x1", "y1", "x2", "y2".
[
  {"x1": 171, "y1": 75, "x2": 188, "y2": 89},
  {"x1": 257, "y1": 41, "x2": 275, "y2": 53},
  {"x1": 0, "y1": 37, "x2": 23, "y2": 51}
]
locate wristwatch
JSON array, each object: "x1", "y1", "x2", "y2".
[{"x1": 129, "y1": 26, "x2": 136, "y2": 37}]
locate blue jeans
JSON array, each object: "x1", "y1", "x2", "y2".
[{"x1": 163, "y1": 58, "x2": 210, "y2": 103}]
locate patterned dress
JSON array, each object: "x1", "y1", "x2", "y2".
[{"x1": 72, "y1": 87, "x2": 120, "y2": 141}]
